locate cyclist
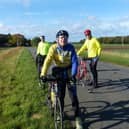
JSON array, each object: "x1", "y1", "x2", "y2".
[
  {"x1": 41, "y1": 30, "x2": 83, "y2": 129},
  {"x1": 77, "y1": 29, "x2": 101, "y2": 88},
  {"x1": 36, "y1": 35, "x2": 51, "y2": 80}
]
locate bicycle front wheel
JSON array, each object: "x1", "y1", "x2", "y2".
[{"x1": 54, "y1": 97, "x2": 63, "y2": 129}]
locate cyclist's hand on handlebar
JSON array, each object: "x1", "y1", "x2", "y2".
[
  {"x1": 71, "y1": 75, "x2": 76, "y2": 82},
  {"x1": 41, "y1": 76, "x2": 47, "y2": 83}
]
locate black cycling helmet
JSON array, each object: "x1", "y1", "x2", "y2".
[{"x1": 56, "y1": 30, "x2": 69, "y2": 38}]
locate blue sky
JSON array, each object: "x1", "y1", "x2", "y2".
[{"x1": 0, "y1": 0, "x2": 129, "y2": 41}]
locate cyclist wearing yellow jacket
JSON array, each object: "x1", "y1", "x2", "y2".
[
  {"x1": 41, "y1": 30, "x2": 83, "y2": 129},
  {"x1": 77, "y1": 29, "x2": 101, "y2": 88},
  {"x1": 36, "y1": 35, "x2": 51, "y2": 80}
]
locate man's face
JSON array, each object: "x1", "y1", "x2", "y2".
[
  {"x1": 86, "y1": 34, "x2": 91, "y2": 39},
  {"x1": 57, "y1": 35, "x2": 68, "y2": 47}
]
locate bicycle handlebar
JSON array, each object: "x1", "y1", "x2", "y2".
[
  {"x1": 43, "y1": 75, "x2": 72, "y2": 82},
  {"x1": 45, "y1": 75, "x2": 58, "y2": 82},
  {"x1": 78, "y1": 56, "x2": 92, "y2": 61}
]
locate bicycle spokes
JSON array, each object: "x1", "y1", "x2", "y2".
[{"x1": 54, "y1": 98, "x2": 63, "y2": 129}]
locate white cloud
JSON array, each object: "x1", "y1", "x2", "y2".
[
  {"x1": 0, "y1": 23, "x2": 4, "y2": 28},
  {"x1": 87, "y1": 16, "x2": 97, "y2": 21},
  {"x1": 0, "y1": 23, "x2": 11, "y2": 33},
  {"x1": 24, "y1": 11, "x2": 49, "y2": 16},
  {"x1": 24, "y1": 12, "x2": 41, "y2": 16},
  {"x1": 1, "y1": 15, "x2": 129, "y2": 41}
]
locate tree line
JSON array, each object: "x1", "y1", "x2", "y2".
[
  {"x1": 0, "y1": 33, "x2": 129, "y2": 47},
  {"x1": 79, "y1": 35, "x2": 129, "y2": 45},
  {"x1": 0, "y1": 33, "x2": 31, "y2": 47}
]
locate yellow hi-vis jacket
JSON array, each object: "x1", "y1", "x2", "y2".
[
  {"x1": 41, "y1": 43, "x2": 78, "y2": 76},
  {"x1": 77, "y1": 37, "x2": 101, "y2": 58}
]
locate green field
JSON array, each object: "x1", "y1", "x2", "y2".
[
  {"x1": 73, "y1": 43, "x2": 129, "y2": 67},
  {"x1": 100, "y1": 49, "x2": 129, "y2": 67},
  {"x1": 73, "y1": 43, "x2": 129, "y2": 50}
]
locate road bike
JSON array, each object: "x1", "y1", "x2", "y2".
[
  {"x1": 44, "y1": 75, "x2": 63, "y2": 129},
  {"x1": 43, "y1": 69, "x2": 77, "y2": 129},
  {"x1": 77, "y1": 57, "x2": 93, "y2": 88}
]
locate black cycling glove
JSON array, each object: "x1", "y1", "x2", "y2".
[
  {"x1": 41, "y1": 76, "x2": 47, "y2": 83},
  {"x1": 71, "y1": 75, "x2": 76, "y2": 82}
]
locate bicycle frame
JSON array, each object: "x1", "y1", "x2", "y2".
[
  {"x1": 77, "y1": 59, "x2": 87, "y2": 80},
  {"x1": 77, "y1": 57, "x2": 92, "y2": 87}
]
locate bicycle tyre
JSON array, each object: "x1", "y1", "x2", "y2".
[
  {"x1": 54, "y1": 97, "x2": 63, "y2": 129},
  {"x1": 46, "y1": 97, "x2": 54, "y2": 116},
  {"x1": 77, "y1": 65, "x2": 87, "y2": 87},
  {"x1": 83, "y1": 70, "x2": 92, "y2": 86}
]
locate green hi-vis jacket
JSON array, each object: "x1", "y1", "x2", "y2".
[{"x1": 37, "y1": 41, "x2": 51, "y2": 56}]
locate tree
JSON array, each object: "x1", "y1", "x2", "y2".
[
  {"x1": 31, "y1": 37, "x2": 40, "y2": 46},
  {"x1": 0, "y1": 34, "x2": 8, "y2": 46},
  {"x1": 79, "y1": 39, "x2": 85, "y2": 44},
  {"x1": 8, "y1": 34, "x2": 26, "y2": 46}
]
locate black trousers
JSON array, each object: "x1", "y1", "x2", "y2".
[
  {"x1": 57, "y1": 80, "x2": 79, "y2": 117},
  {"x1": 36, "y1": 54, "x2": 46, "y2": 79},
  {"x1": 89, "y1": 58, "x2": 98, "y2": 87}
]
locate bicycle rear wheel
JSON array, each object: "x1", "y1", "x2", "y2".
[
  {"x1": 83, "y1": 71, "x2": 92, "y2": 86},
  {"x1": 77, "y1": 65, "x2": 87, "y2": 87},
  {"x1": 77, "y1": 67, "x2": 92, "y2": 87},
  {"x1": 54, "y1": 97, "x2": 63, "y2": 129}
]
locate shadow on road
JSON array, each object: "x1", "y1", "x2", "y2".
[
  {"x1": 98, "y1": 68, "x2": 120, "y2": 72},
  {"x1": 79, "y1": 100, "x2": 129, "y2": 129},
  {"x1": 94, "y1": 78, "x2": 129, "y2": 94}
]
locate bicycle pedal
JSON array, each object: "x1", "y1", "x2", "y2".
[{"x1": 56, "y1": 116, "x2": 61, "y2": 121}]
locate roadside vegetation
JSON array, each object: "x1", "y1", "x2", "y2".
[
  {"x1": 74, "y1": 43, "x2": 129, "y2": 67},
  {"x1": 100, "y1": 50, "x2": 129, "y2": 67},
  {"x1": 98, "y1": 44, "x2": 129, "y2": 67},
  {"x1": 0, "y1": 47, "x2": 72, "y2": 129}
]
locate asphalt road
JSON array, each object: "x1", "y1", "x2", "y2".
[{"x1": 28, "y1": 47, "x2": 129, "y2": 129}]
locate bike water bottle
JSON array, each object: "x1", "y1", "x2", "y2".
[{"x1": 51, "y1": 87, "x2": 55, "y2": 107}]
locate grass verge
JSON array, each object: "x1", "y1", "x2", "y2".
[
  {"x1": 0, "y1": 47, "x2": 72, "y2": 129},
  {"x1": 100, "y1": 51, "x2": 129, "y2": 67}
]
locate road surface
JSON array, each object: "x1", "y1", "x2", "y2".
[{"x1": 28, "y1": 47, "x2": 129, "y2": 129}]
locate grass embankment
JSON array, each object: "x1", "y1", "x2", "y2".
[
  {"x1": 0, "y1": 47, "x2": 54, "y2": 129},
  {"x1": 0, "y1": 47, "x2": 10, "y2": 52},
  {"x1": 100, "y1": 50, "x2": 129, "y2": 67},
  {"x1": 0, "y1": 47, "x2": 72, "y2": 129}
]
